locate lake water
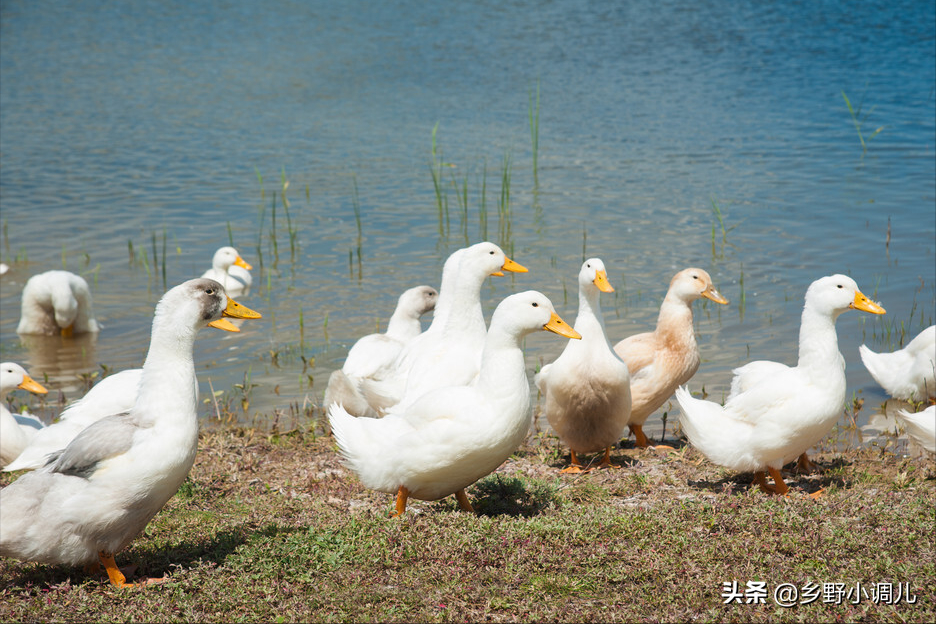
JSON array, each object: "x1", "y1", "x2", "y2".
[{"x1": 1, "y1": 0, "x2": 934, "y2": 444}]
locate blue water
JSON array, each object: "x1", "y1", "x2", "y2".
[{"x1": 1, "y1": 0, "x2": 934, "y2": 436}]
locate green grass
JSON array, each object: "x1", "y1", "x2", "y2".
[
  {"x1": 842, "y1": 87, "x2": 884, "y2": 154},
  {"x1": 2, "y1": 429, "x2": 932, "y2": 622}
]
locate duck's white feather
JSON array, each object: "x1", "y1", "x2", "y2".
[
  {"x1": 894, "y1": 405, "x2": 936, "y2": 454},
  {"x1": 859, "y1": 325, "x2": 935, "y2": 401},
  {"x1": 536, "y1": 259, "x2": 631, "y2": 454},
  {"x1": 0, "y1": 278, "x2": 255, "y2": 567},
  {"x1": 676, "y1": 274, "x2": 885, "y2": 475},
  {"x1": 330, "y1": 291, "x2": 573, "y2": 503},
  {"x1": 17, "y1": 270, "x2": 100, "y2": 336},
  {"x1": 201, "y1": 246, "x2": 252, "y2": 294}
]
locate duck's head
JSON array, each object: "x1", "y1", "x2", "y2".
[
  {"x1": 670, "y1": 268, "x2": 729, "y2": 305},
  {"x1": 399, "y1": 285, "x2": 439, "y2": 317},
  {"x1": 491, "y1": 290, "x2": 581, "y2": 340},
  {"x1": 0, "y1": 362, "x2": 48, "y2": 398},
  {"x1": 466, "y1": 241, "x2": 528, "y2": 278},
  {"x1": 155, "y1": 278, "x2": 262, "y2": 334},
  {"x1": 213, "y1": 247, "x2": 252, "y2": 272},
  {"x1": 805, "y1": 274, "x2": 886, "y2": 319},
  {"x1": 580, "y1": 258, "x2": 614, "y2": 294}
]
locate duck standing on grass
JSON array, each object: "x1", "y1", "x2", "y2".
[
  {"x1": 535, "y1": 258, "x2": 631, "y2": 472},
  {"x1": 0, "y1": 363, "x2": 49, "y2": 467},
  {"x1": 0, "y1": 279, "x2": 261, "y2": 587},
  {"x1": 613, "y1": 268, "x2": 728, "y2": 448},
  {"x1": 859, "y1": 325, "x2": 935, "y2": 402},
  {"x1": 675, "y1": 274, "x2": 885, "y2": 496},
  {"x1": 201, "y1": 246, "x2": 253, "y2": 295},
  {"x1": 330, "y1": 291, "x2": 580, "y2": 516},
  {"x1": 324, "y1": 285, "x2": 438, "y2": 418},
  {"x1": 17, "y1": 270, "x2": 100, "y2": 336}
]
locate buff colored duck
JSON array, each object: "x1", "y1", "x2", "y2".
[
  {"x1": 361, "y1": 242, "x2": 527, "y2": 414},
  {"x1": 859, "y1": 325, "x2": 935, "y2": 402},
  {"x1": 0, "y1": 279, "x2": 260, "y2": 587},
  {"x1": 894, "y1": 405, "x2": 936, "y2": 454},
  {"x1": 330, "y1": 291, "x2": 579, "y2": 515},
  {"x1": 201, "y1": 246, "x2": 253, "y2": 295},
  {"x1": 17, "y1": 270, "x2": 100, "y2": 336},
  {"x1": 324, "y1": 285, "x2": 438, "y2": 418},
  {"x1": 613, "y1": 268, "x2": 728, "y2": 448},
  {"x1": 535, "y1": 258, "x2": 631, "y2": 472},
  {"x1": 675, "y1": 275, "x2": 885, "y2": 495},
  {"x1": 1, "y1": 363, "x2": 49, "y2": 467}
]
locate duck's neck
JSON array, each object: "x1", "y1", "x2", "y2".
[
  {"x1": 574, "y1": 287, "x2": 607, "y2": 345},
  {"x1": 476, "y1": 327, "x2": 529, "y2": 410},
  {"x1": 655, "y1": 293, "x2": 697, "y2": 352},
  {"x1": 385, "y1": 308, "x2": 422, "y2": 342},
  {"x1": 427, "y1": 254, "x2": 460, "y2": 333},
  {"x1": 797, "y1": 305, "x2": 844, "y2": 372},
  {"x1": 443, "y1": 271, "x2": 488, "y2": 338},
  {"x1": 135, "y1": 323, "x2": 198, "y2": 428}
]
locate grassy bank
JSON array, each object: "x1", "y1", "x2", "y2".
[{"x1": 1, "y1": 424, "x2": 933, "y2": 622}]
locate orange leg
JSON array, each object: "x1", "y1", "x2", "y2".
[
  {"x1": 98, "y1": 552, "x2": 166, "y2": 588},
  {"x1": 596, "y1": 446, "x2": 620, "y2": 469},
  {"x1": 560, "y1": 449, "x2": 588, "y2": 474},
  {"x1": 391, "y1": 485, "x2": 410, "y2": 517},
  {"x1": 61, "y1": 324, "x2": 75, "y2": 338},
  {"x1": 754, "y1": 471, "x2": 777, "y2": 494},
  {"x1": 454, "y1": 489, "x2": 475, "y2": 513},
  {"x1": 796, "y1": 453, "x2": 818, "y2": 474},
  {"x1": 630, "y1": 424, "x2": 650, "y2": 448},
  {"x1": 767, "y1": 466, "x2": 789, "y2": 496}
]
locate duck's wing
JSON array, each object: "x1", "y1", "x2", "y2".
[
  {"x1": 613, "y1": 332, "x2": 657, "y2": 377},
  {"x1": 728, "y1": 360, "x2": 790, "y2": 401},
  {"x1": 343, "y1": 334, "x2": 403, "y2": 381},
  {"x1": 44, "y1": 413, "x2": 136, "y2": 478}
]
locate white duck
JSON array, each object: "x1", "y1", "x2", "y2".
[
  {"x1": 1, "y1": 363, "x2": 49, "y2": 467},
  {"x1": 3, "y1": 369, "x2": 143, "y2": 472},
  {"x1": 894, "y1": 405, "x2": 936, "y2": 454},
  {"x1": 859, "y1": 325, "x2": 935, "y2": 402},
  {"x1": 324, "y1": 285, "x2": 438, "y2": 418},
  {"x1": 201, "y1": 246, "x2": 253, "y2": 294},
  {"x1": 361, "y1": 242, "x2": 527, "y2": 414},
  {"x1": 17, "y1": 270, "x2": 101, "y2": 336},
  {"x1": 0, "y1": 278, "x2": 260, "y2": 587},
  {"x1": 330, "y1": 290, "x2": 580, "y2": 516},
  {"x1": 613, "y1": 268, "x2": 728, "y2": 448},
  {"x1": 535, "y1": 258, "x2": 631, "y2": 472},
  {"x1": 675, "y1": 274, "x2": 885, "y2": 495}
]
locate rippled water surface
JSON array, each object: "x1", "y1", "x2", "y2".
[{"x1": 1, "y1": 0, "x2": 934, "y2": 440}]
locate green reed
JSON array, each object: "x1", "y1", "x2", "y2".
[
  {"x1": 497, "y1": 150, "x2": 512, "y2": 248},
  {"x1": 61, "y1": 244, "x2": 67, "y2": 269},
  {"x1": 227, "y1": 221, "x2": 234, "y2": 247},
  {"x1": 529, "y1": 78, "x2": 540, "y2": 185},
  {"x1": 710, "y1": 196, "x2": 738, "y2": 260},
  {"x1": 270, "y1": 192, "x2": 279, "y2": 265},
  {"x1": 452, "y1": 169, "x2": 469, "y2": 244},
  {"x1": 299, "y1": 306, "x2": 305, "y2": 354},
  {"x1": 841, "y1": 88, "x2": 883, "y2": 154},
  {"x1": 479, "y1": 161, "x2": 489, "y2": 240},
  {"x1": 739, "y1": 263, "x2": 746, "y2": 319},
  {"x1": 281, "y1": 167, "x2": 298, "y2": 260},
  {"x1": 430, "y1": 122, "x2": 448, "y2": 236}
]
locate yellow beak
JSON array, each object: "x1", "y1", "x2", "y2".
[
  {"x1": 702, "y1": 285, "x2": 729, "y2": 305},
  {"x1": 543, "y1": 312, "x2": 581, "y2": 340},
  {"x1": 593, "y1": 270, "x2": 614, "y2": 293},
  {"x1": 18, "y1": 374, "x2": 48, "y2": 395},
  {"x1": 234, "y1": 256, "x2": 253, "y2": 271},
  {"x1": 208, "y1": 298, "x2": 262, "y2": 332},
  {"x1": 850, "y1": 290, "x2": 886, "y2": 315},
  {"x1": 492, "y1": 256, "x2": 529, "y2": 277}
]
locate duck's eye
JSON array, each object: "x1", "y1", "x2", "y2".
[
  {"x1": 837, "y1": 285, "x2": 843, "y2": 289},
  {"x1": 206, "y1": 288, "x2": 215, "y2": 295},
  {"x1": 489, "y1": 250, "x2": 495, "y2": 255},
  {"x1": 692, "y1": 275, "x2": 698, "y2": 280},
  {"x1": 532, "y1": 302, "x2": 539, "y2": 307}
]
